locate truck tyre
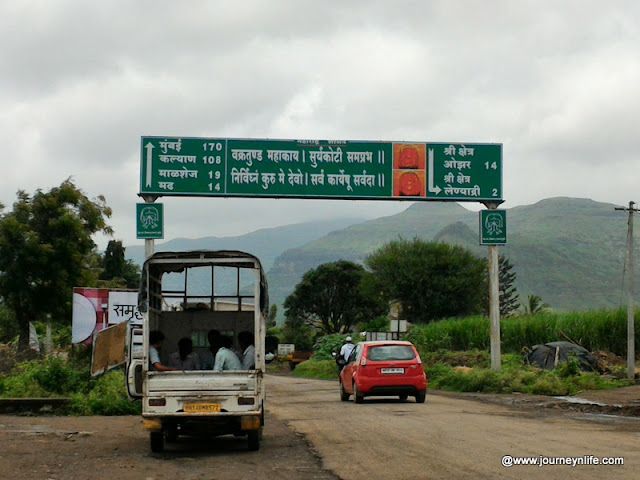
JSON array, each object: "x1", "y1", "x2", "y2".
[
  {"x1": 165, "y1": 424, "x2": 178, "y2": 443},
  {"x1": 150, "y1": 432, "x2": 164, "y2": 453},
  {"x1": 248, "y1": 429, "x2": 261, "y2": 451}
]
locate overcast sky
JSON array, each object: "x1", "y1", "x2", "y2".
[{"x1": 1, "y1": 1, "x2": 639, "y2": 249}]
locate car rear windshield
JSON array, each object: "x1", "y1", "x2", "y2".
[{"x1": 367, "y1": 345, "x2": 416, "y2": 361}]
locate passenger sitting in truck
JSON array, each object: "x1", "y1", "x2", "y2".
[
  {"x1": 168, "y1": 337, "x2": 201, "y2": 370},
  {"x1": 149, "y1": 330, "x2": 177, "y2": 372},
  {"x1": 199, "y1": 329, "x2": 222, "y2": 369},
  {"x1": 238, "y1": 331, "x2": 256, "y2": 370},
  {"x1": 213, "y1": 335, "x2": 242, "y2": 371}
]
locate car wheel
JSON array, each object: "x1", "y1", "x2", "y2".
[
  {"x1": 150, "y1": 432, "x2": 164, "y2": 453},
  {"x1": 353, "y1": 382, "x2": 364, "y2": 404},
  {"x1": 340, "y1": 381, "x2": 350, "y2": 401},
  {"x1": 415, "y1": 391, "x2": 427, "y2": 404},
  {"x1": 399, "y1": 394, "x2": 408, "y2": 401}
]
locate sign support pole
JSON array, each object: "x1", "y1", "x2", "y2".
[
  {"x1": 488, "y1": 244, "x2": 500, "y2": 370},
  {"x1": 483, "y1": 201, "x2": 502, "y2": 371},
  {"x1": 142, "y1": 196, "x2": 157, "y2": 260}
]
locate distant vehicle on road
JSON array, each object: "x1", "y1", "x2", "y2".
[{"x1": 339, "y1": 340, "x2": 427, "y2": 404}]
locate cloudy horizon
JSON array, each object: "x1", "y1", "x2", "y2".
[{"x1": 2, "y1": 1, "x2": 638, "y2": 249}]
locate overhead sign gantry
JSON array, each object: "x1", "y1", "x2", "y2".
[{"x1": 139, "y1": 137, "x2": 502, "y2": 202}]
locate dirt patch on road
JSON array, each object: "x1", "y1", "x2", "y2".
[
  {"x1": 432, "y1": 384, "x2": 640, "y2": 418},
  {"x1": 0, "y1": 411, "x2": 339, "y2": 480}
]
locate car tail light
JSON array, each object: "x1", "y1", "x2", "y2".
[{"x1": 148, "y1": 398, "x2": 166, "y2": 407}]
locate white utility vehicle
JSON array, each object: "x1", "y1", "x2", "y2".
[{"x1": 127, "y1": 250, "x2": 268, "y2": 452}]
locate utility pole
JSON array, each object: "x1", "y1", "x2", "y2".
[{"x1": 615, "y1": 201, "x2": 638, "y2": 381}]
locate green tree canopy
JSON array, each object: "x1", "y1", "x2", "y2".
[
  {"x1": 284, "y1": 260, "x2": 387, "y2": 334},
  {"x1": 99, "y1": 240, "x2": 141, "y2": 288},
  {"x1": 365, "y1": 238, "x2": 487, "y2": 323},
  {"x1": 0, "y1": 180, "x2": 112, "y2": 351}
]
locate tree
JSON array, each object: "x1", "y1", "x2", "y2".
[
  {"x1": 366, "y1": 238, "x2": 487, "y2": 323},
  {"x1": 281, "y1": 315, "x2": 314, "y2": 351},
  {"x1": 267, "y1": 304, "x2": 278, "y2": 328},
  {"x1": 498, "y1": 255, "x2": 520, "y2": 317},
  {"x1": 284, "y1": 260, "x2": 387, "y2": 334},
  {"x1": 521, "y1": 294, "x2": 549, "y2": 315},
  {"x1": 99, "y1": 240, "x2": 141, "y2": 288},
  {"x1": 0, "y1": 180, "x2": 112, "y2": 351}
]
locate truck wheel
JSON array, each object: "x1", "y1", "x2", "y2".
[
  {"x1": 165, "y1": 424, "x2": 178, "y2": 443},
  {"x1": 150, "y1": 432, "x2": 164, "y2": 453},
  {"x1": 248, "y1": 429, "x2": 261, "y2": 451}
]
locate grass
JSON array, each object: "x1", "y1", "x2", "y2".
[
  {"x1": 404, "y1": 309, "x2": 636, "y2": 357},
  {"x1": 292, "y1": 359, "x2": 338, "y2": 380}
]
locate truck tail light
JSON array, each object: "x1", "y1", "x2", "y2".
[
  {"x1": 148, "y1": 398, "x2": 166, "y2": 407},
  {"x1": 238, "y1": 397, "x2": 255, "y2": 405}
]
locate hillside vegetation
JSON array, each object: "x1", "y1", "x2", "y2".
[{"x1": 268, "y1": 197, "x2": 636, "y2": 317}]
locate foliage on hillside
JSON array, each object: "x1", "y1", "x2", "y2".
[{"x1": 266, "y1": 198, "x2": 637, "y2": 318}]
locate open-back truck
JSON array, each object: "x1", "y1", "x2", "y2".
[{"x1": 125, "y1": 250, "x2": 268, "y2": 452}]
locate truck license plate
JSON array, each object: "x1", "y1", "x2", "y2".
[
  {"x1": 184, "y1": 403, "x2": 221, "y2": 413},
  {"x1": 381, "y1": 368, "x2": 404, "y2": 375}
]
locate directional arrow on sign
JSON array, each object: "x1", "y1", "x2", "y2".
[
  {"x1": 427, "y1": 149, "x2": 442, "y2": 195},
  {"x1": 145, "y1": 142, "x2": 154, "y2": 187}
]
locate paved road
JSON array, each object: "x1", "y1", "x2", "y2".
[{"x1": 265, "y1": 375, "x2": 640, "y2": 480}]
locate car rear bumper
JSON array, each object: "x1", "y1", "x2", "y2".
[{"x1": 356, "y1": 373, "x2": 427, "y2": 396}]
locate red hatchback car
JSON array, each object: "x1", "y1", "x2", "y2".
[{"x1": 339, "y1": 341, "x2": 427, "y2": 403}]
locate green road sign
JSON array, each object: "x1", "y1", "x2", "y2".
[
  {"x1": 136, "y1": 203, "x2": 164, "y2": 239},
  {"x1": 480, "y1": 209, "x2": 507, "y2": 245},
  {"x1": 140, "y1": 137, "x2": 502, "y2": 202}
]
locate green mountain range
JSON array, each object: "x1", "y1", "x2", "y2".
[
  {"x1": 127, "y1": 197, "x2": 638, "y2": 319},
  {"x1": 266, "y1": 197, "x2": 638, "y2": 317}
]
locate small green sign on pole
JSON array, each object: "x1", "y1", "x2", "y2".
[
  {"x1": 480, "y1": 210, "x2": 507, "y2": 245},
  {"x1": 136, "y1": 203, "x2": 164, "y2": 239}
]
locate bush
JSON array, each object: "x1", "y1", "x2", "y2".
[
  {"x1": 0, "y1": 355, "x2": 141, "y2": 415},
  {"x1": 292, "y1": 359, "x2": 339, "y2": 380},
  {"x1": 70, "y1": 370, "x2": 141, "y2": 415},
  {"x1": 313, "y1": 334, "x2": 359, "y2": 360},
  {"x1": 0, "y1": 356, "x2": 90, "y2": 397}
]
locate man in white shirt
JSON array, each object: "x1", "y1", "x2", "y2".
[
  {"x1": 340, "y1": 336, "x2": 355, "y2": 364},
  {"x1": 213, "y1": 335, "x2": 242, "y2": 371},
  {"x1": 238, "y1": 331, "x2": 256, "y2": 370}
]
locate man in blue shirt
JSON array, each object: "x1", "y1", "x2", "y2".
[{"x1": 149, "y1": 330, "x2": 177, "y2": 372}]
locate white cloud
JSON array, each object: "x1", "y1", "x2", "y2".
[{"x1": 1, "y1": 0, "x2": 639, "y2": 248}]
